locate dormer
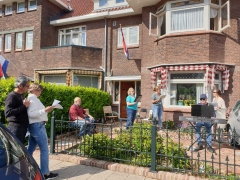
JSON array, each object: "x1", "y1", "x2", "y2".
[{"x1": 92, "y1": 0, "x2": 129, "y2": 11}]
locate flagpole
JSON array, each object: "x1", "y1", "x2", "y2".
[{"x1": 0, "y1": 52, "x2": 23, "y2": 76}]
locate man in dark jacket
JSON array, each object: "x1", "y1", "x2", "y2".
[{"x1": 4, "y1": 75, "x2": 30, "y2": 143}]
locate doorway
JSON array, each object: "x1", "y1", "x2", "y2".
[{"x1": 120, "y1": 81, "x2": 135, "y2": 118}]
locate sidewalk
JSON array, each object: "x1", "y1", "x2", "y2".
[{"x1": 33, "y1": 150, "x2": 154, "y2": 180}]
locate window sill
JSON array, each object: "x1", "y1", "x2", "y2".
[
  {"x1": 15, "y1": 49, "x2": 22, "y2": 52},
  {"x1": 4, "y1": 50, "x2": 11, "y2": 53},
  {"x1": 17, "y1": 11, "x2": 25, "y2": 14},
  {"x1": 25, "y1": 49, "x2": 33, "y2": 51},
  {"x1": 164, "y1": 106, "x2": 191, "y2": 113},
  {"x1": 28, "y1": 8, "x2": 37, "y2": 12},
  {"x1": 4, "y1": 13, "x2": 12, "y2": 16},
  {"x1": 155, "y1": 30, "x2": 225, "y2": 42},
  {"x1": 117, "y1": 44, "x2": 139, "y2": 49}
]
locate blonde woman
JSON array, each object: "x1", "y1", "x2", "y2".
[
  {"x1": 27, "y1": 83, "x2": 58, "y2": 179},
  {"x1": 152, "y1": 86, "x2": 164, "y2": 131},
  {"x1": 212, "y1": 89, "x2": 226, "y2": 141},
  {"x1": 126, "y1": 87, "x2": 138, "y2": 129}
]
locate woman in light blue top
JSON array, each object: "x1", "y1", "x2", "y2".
[
  {"x1": 152, "y1": 86, "x2": 164, "y2": 130},
  {"x1": 126, "y1": 87, "x2": 138, "y2": 129}
]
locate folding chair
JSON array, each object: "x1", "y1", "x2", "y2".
[
  {"x1": 103, "y1": 106, "x2": 118, "y2": 124},
  {"x1": 136, "y1": 108, "x2": 149, "y2": 123}
]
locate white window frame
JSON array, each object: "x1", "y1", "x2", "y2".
[
  {"x1": 58, "y1": 26, "x2": 86, "y2": 46},
  {"x1": 149, "y1": 0, "x2": 230, "y2": 37},
  {"x1": 118, "y1": 26, "x2": 139, "y2": 47},
  {"x1": 163, "y1": 71, "x2": 207, "y2": 107},
  {"x1": 28, "y1": 0, "x2": 37, "y2": 11},
  {"x1": 25, "y1": 31, "x2": 33, "y2": 50},
  {"x1": 42, "y1": 75, "x2": 66, "y2": 85},
  {"x1": 5, "y1": 34, "x2": 11, "y2": 52},
  {"x1": 0, "y1": 8, "x2": 2, "y2": 16},
  {"x1": 15, "y1": 32, "x2": 23, "y2": 50},
  {"x1": 17, "y1": 2, "x2": 25, "y2": 13},
  {"x1": 73, "y1": 74, "x2": 99, "y2": 88},
  {"x1": 5, "y1": 5, "x2": 12, "y2": 15}
]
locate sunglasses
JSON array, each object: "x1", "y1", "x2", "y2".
[{"x1": 200, "y1": 98, "x2": 206, "y2": 101}]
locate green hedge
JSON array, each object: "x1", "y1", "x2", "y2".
[{"x1": 0, "y1": 77, "x2": 111, "y2": 129}]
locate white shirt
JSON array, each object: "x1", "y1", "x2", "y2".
[
  {"x1": 27, "y1": 94, "x2": 48, "y2": 124},
  {"x1": 212, "y1": 97, "x2": 226, "y2": 119}
]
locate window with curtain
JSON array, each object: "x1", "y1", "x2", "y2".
[
  {"x1": 5, "y1": 5, "x2": 12, "y2": 15},
  {"x1": 118, "y1": 26, "x2": 139, "y2": 46},
  {"x1": 17, "y1": 2, "x2": 25, "y2": 13},
  {"x1": 5, "y1": 34, "x2": 11, "y2": 51},
  {"x1": 15, "y1": 32, "x2": 23, "y2": 50},
  {"x1": 26, "y1": 31, "x2": 33, "y2": 49},
  {"x1": 59, "y1": 26, "x2": 86, "y2": 46},
  {"x1": 149, "y1": 0, "x2": 230, "y2": 36},
  {"x1": 73, "y1": 75, "x2": 99, "y2": 88},
  {"x1": 171, "y1": 7, "x2": 204, "y2": 31},
  {"x1": 29, "y1": 0, "x2": 37, "y2": 10}
]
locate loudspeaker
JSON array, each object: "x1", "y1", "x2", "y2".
[{"x1": 191, "y1": 104, "x2": 214, "y2": 118}]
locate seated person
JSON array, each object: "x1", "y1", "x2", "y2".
[
  {"x1": 194, "y1": 94, "x2": 214, "y2": 153},
  {"x1": 69, "y1": 97, "x2": 94, "y2": 138}
]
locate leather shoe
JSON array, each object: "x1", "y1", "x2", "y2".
[{"x1": 194, "y1": 144, "x2": 203, "y2": 152}]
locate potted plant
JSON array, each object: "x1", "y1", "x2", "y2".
[
  {"x1": 178, "y1": 100, "x2": 184, "y2": 106},
  {"x1": 184, "y1": 99, "x2": 189, "y2": 106}
]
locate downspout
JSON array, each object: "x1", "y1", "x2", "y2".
[{"x1": 103, "y1": 17, "x2": 108, "y2": 91}]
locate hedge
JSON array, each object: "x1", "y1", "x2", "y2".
[{"x1": 0, "y1": 77, "x2": 111, "y2": 134}]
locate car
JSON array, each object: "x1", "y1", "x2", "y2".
[
  {"x1": 0, "y1": 123, "x2": 44, "y2": 180},
  {"x1": 227, "y1": 100, "x2": 240, "y2": 146}
]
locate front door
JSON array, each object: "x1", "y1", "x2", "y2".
[{"x1": 120, "y1": 82, "x2": 135, "y2": 118}]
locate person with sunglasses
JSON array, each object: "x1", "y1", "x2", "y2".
[
  {"x1": 194, "y1": 94, "x2": 214, "y2": 153},
  {"x1": 212, "y1": 89, "x2": 226, "y2": 141}
]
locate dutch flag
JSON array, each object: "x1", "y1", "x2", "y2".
[
  {"x1": 120, "y1": 27, "x2": 130, "y2": 60},
  {"x1": 0, "y1": 53, "x2": 9, "y2": 79}
]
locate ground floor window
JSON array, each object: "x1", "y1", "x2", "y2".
[
  {"x1": 43, "y1": 75, "x2": 66, "y2": 85},
  {"x1": 73, "y1": 75, "x2": 98, "y2": 88}
]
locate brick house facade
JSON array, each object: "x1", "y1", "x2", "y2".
[{"x1": 1, "y1": 0, "x2": 239, "y2": 124}]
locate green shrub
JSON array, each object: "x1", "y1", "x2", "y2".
[
  {"x1": 163, "y1": 120, "x2": 175, "y2": 129},
  {"x1": 0, "y1": 78, "x2": 111, "y2": 136},
  {"x1": 80, "y1": 122, "x2": 190, "y2": 169}
]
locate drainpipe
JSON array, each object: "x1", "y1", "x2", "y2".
[{"x1": 103, "y1": 17, "x2": 108, "y2": 91}]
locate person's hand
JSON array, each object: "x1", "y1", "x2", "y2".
[
  {"x1": 45, "y1": 106, "x2": 54, "y2": 113},
  {"x1": 23, "y1": 98, "x2": 30, "y2": 107}
]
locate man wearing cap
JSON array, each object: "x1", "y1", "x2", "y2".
[
  {"x1": 4, "y1": 75, "x2": 30, "y2": 144},
  {"x1": 194, "y1": 94, "x2": 214, "y2": 153}
]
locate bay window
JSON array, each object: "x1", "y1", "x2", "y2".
[
  {"x1": 73, "y1": 75, "x2": 99, "y2": 88},
  {"x1": 43, "y1": 75, "x2": 66, "y2": 85},
  {"x1": 59, "y1": 26, "x2": 86, "y2": 46},
  {"x1": 149, "y1": 0, "x2": 230, "y2": 37}
]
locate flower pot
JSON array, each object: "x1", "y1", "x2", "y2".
[{"x1": 178, "y1": 101, "x2": 183, "y2": 106}]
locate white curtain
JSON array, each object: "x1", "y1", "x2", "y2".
[
  {"x1": 171, "y1": 7, "x2": 204, "y2": 31},
  {"x1": 158, "y1": 16, "x2": 164, "y2": 27},
  {"x1": 210, "y1": 8, "x2": 218, "y2": 18},
  {"x1": 170, "y1": 84, "x2": 177, "y2": 105},
  {"x1": 196, "y1": 84, "x2": 204, "y2": 104}
]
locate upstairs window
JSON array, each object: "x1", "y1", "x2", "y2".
[
  {"x1": 28, "y1": 0, "x2": 37, "y2": 10},
  {"x1": 118, "y1": 26, "x2": 139, "y2": 47},
  {"x1": 99, "y1": 0, "x2": 108, "y2": 7},
  {"x1": 5, "y1": 5, "x2": 12, "y2": 15},
  {"x1": 15, "y1": 32, "x2": 23, "y2": 50},
  {"x1": 17, "y1": 2, "x2": 25, "y2": 13},
  {"x1": 149, "y1": 0, "x2": 230, "y2": 37},
  {"x1": 116, "y1": 0, "x2": 124, "y2": 3},
  {"x1": 0, "y1": 8, "x2": 2, "y2": 16},
  {"x1": 59, "y1": 26, "x2": 86, "y2": 46},
  {"x1": 5, "y1": 34, "x2": 11, "y2": 51},
  {"x1": 26, "y1": 31, "x2": 33, "y2": 49}
]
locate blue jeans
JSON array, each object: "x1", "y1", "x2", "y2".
[
  {"x1": 152, "y1": 105, "x2": 162, "y2": 128},
  {"x1": 126, "y1": 108, "x2": 137, "y2": 130},
  {"x1": 196, "y1": 122, "x2": 212, "y2": 146},
  {"x1": 72, "y1": 118, "x2": 93, "y2": 136},
  {"x1": 27, "y1": 122, "x2": 49, "y2": 175}
]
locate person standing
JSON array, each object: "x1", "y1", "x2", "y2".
[
  {"x1": 27, "y1": 83, "x2": 58, "y2": 180},
  {"x1": 152, "y1": 86, "x2": 164, "y2": 131},
  {"x1": 212, "y1": 89, "x2": 226, "y2": 141},
  {"x1": 4, "y1": 75, "x2": 30, "y2": 144},
  {"x1": 194, "y1": 94, "x2": 214, "y2": 153},
  {"x1": 126, "y1": 87, "x2": 138, "y2": 130}
]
